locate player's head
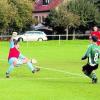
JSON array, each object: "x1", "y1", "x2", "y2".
[
  {"x1": 93, "y1": 26, "x2": 98, "y2": 31},
  {"x1": 13, "y1": 39, "x2": 20, "y2": 49},
  {"x1": 91, "y1": 36, "x2": 98, "y2": 43},
  {"x1": 12, "y1": 32, "x2": 17, "y2": 37}
]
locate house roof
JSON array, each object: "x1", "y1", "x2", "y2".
[{"x1": 34, "y1": 0, "x2": 62, "y2": 12}]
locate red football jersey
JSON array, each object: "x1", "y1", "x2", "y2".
[
  {"x1": 91, "y1": 31, "x2": 100, "y2": 45},
  {"x1": 8, "y1": 47, "x2": 20, "y2": 60}
]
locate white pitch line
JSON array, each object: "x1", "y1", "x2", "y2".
[
  {"x1": 38, "y1": 66, "x2": 86, "y2": 78},
  {"x1": 0, "y1": 59, "x2": 86, "y2": 78},
  {"x1": 0, "y1": 59, "x2": 7, "y2": 61},
  {"x1": 0, "y1": 59, "x2": 7, "y2": 63}
]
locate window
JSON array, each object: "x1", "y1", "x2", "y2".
[
  {"x1": 43, "y1": 0, "x2": 51, "y2": 5},
  {"x1": 42, "y1": 16, "x2": 45, "y2": 22}
]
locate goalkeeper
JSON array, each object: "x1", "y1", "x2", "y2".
[
  {"x1": 82, "y1": 36, "x2": 100, "y2": 84},
  {"x1": 6, "y1": 32, "x2": 40, "y2": 78}
]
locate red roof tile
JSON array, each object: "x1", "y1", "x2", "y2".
[{"x1": 34, "y1": 0, "x2": 62, "y2": 12}]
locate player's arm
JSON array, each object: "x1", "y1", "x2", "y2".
[
  {"x1": 9, "y1": 37, "x2": 14, "y2": 48},
  {"x1": 81, "y1": 55, "x2": 87, "y2": 60},
  {"x1": 89, "y1": 31, "x2": 92, "y2": 39},
  {"x1": 9, "y1": 32, "x2": 18, "y2": 48},
  {"x1": 81, "y1": 45, "x2": 91, "y2": 60}
]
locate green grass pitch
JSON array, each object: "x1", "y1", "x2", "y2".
[{"x1": 0, "y1": 40, "x2": 100, "y2": 100}]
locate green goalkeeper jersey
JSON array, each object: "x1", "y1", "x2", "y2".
[{"x1": 83, "y1": 44, "x2": 100, "y2": 66}]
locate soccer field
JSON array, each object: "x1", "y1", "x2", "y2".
[{"x1": 0, "y1": 40, "x2": 100, "y2": 100}]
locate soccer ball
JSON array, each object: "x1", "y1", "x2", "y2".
[
  {"x1": 31, "y1": 59, "x2": 37, "y2": 64},
  {"x1": 12, "y1": 32, "x2": 17, "y2": 37}
]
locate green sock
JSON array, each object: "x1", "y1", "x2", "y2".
[{"x1": 89, "y1": 73, "x2": 97, "y2": 79}]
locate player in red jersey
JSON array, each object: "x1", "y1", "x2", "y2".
[
  {"x1": 6, "y1": 32, "x2": 40, "y2": 78},
  {"x1": 90, "y1": 26, "x2": 100, "y2": 46}
]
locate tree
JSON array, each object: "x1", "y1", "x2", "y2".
[
  {"x1": 89, "y1": 0, "x2": 100, "y2": 10},
  {"x1": 95, "y1": 10, "x2": 100, "y2": 26},
  {"x1": 8, "y1": 0, "x2": 33, "y2": 32},
  {"x1": 67, "y1": 0, "x2": 100, "y2": 28},
  {"x1": 0, "y1": 0, "x2": 17, "y2": 34},
  {"x1": 0, "y1": 0, "x2": 34, "y2": 34},
  {"x1": 89, "y1": 0, "x2": 100, "y2": 26},
  {"x1": 45, "y1": 5, "x2": 80, "y2": 35}
]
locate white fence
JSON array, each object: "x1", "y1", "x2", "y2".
[
  {"x1": 0, "y1": 34, "x2": 89, "y2": 41},
  {"x1": 0, "y1": 34, "x2": 90, "y2": 46},
  {"x1": 46, "y1": 34, "x2": 89, "y2": 40}
]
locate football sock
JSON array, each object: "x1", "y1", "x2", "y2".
[
  {"x1": 27, "y1": 61, "x2": 35, "y2": 71},
  {"x1": 16, "y1": 60, "x2": 23, "y2": 65},
  {"x1": 6, "y1": 64, "x2": 14, "y2": 74},
  {"x1": 89, "y1": 73, "x2": 97, "y2": 79}
]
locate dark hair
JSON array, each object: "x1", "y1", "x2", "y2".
[
  {"x1": 13, "y1": 39, "x2": 19, "y2": 45},
  {"x1": 91, "y1": 36, "x2": 98, "y2": 42}
]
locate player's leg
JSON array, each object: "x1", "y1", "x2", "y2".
[
  {"x1": 90, "y1": 72, "x2": 97, "y2": 83},
  {"x1": 6, "y1": 58, "x2": 17, "y2": 78},
  {"x1": 82, "y1": 64, "x2": 91, "y2": 77},
  {"x1": 82, "y1": 64, "x2": 98, "y2": 83},
  {"x1": 26, "y1": 58, "x2": 40, "y2": 73},
  {"x1": 6, "y1": 64, "x2": 14, "y2": 78},
  {"x1": 90, "y1": 65, "x2": 98, "y2": 83},
  {"x1": 19, "y1": 54, "x2": 40, "y2": 73}
]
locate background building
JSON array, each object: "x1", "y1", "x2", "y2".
[{"x1": 33, "y1": 0, "x2": 63, "y2": 23}]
